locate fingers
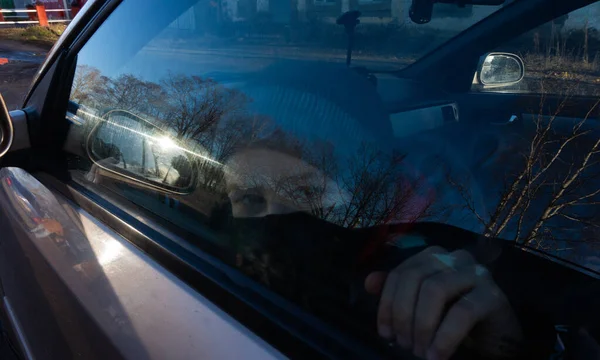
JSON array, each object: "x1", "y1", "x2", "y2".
[
  {"x1": 393, "y1": 249, "x2": 475, "y2": 350},
  {"x1": 365, "y1": 271, "x2": 387, "y2": 295},
  {"x1": 376, "y1": 246, "x2": 445, "y2": 343},
  {"x1": 412, "y1": 267, "x2": 479, "y2": 358},
  {"x1": 371, "y1": 244, "x2": 489, "y2": 354},
  {"x1": 427, "y1": 285, "x2": 502, "y2": 360},
  {"x1": 366, "y1": 243, "x2": 520, "y2": 360},
  {"x1": 390, "y1": 259, "x2": 449, "y2": 347},
  {"x1": 369, "y1": 245, "x2": 505, "y2": 360},
  {"x1": 377, "y1": 266, "x2": 402, "y2": 339}
]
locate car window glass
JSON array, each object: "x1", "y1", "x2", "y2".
[
  {"x1": 472, "y1": 2, "x2": 600, "y2": 96},
  {"x1": 66, "y1": 0, "x2": 600, "y2": 357}
]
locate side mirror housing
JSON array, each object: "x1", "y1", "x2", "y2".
[
  {"x1": 0, "y1": 94, "x2": 14, "y2": 158},
  {"x1": 86, "y1": 109, "x2": 197, "y2": 193},
  {"x1": 475, "y1": 52, "x2": 525, "y2": 89}
]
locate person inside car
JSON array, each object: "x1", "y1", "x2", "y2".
[{"x1": 215, "y1": 61, "x2": 582, "y2": 359}]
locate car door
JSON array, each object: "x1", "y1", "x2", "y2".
[
  {"x1": 0, "y1": 1, "x2": 313, "y2": 360},
  {"x1": 399, "y1": 0, "x2": 599, "y2": 123},
  {"x1": 2, "y1": 0, "x2": 600, "y2": 359},
  {"x1": 455, "y1": 0, "x2": 600, "y2": 267},
  {"x1": 390, "y1": 0, "x2": 600, "y2": 258},
  {"x1": 0, "y1": 0, "x2": 411, "y2": 359}
]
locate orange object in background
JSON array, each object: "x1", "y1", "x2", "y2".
[
  {"x1": 0, "y1": 58, "x2": 8, "y2": 66},
  {"x1": 41, "y1": 218, "x2": 65, "y2": 236},
  {"x1": 35, "y1": 3, "x2": 48, "y2": 26}
]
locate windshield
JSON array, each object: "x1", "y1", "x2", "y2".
[{"x1": 67, "y1": 0, "x2": 600, "y2": 358}]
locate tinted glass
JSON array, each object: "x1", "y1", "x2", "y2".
[
  {"x1": 473, "y1": 4, "x2": 600, "y2": 95},
  {"x1": 66, "y1": 0, "x2": 600, "y2": 358}
]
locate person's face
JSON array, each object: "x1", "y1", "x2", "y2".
[{"x1": 224, "y1": 147, "x2": 338, "y2": 218}]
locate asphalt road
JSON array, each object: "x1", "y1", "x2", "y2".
[{"x1": 0, "y1": 40, "x2": 47, "y2": 111}]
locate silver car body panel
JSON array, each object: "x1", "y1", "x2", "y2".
[{"x1": 0, "y1": 167, "x2": 285, "y2": 360}]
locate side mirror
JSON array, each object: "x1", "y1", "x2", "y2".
[
  {"x1": 476, "y1": 52, "x2": 525, "y2": 88},
  {"x1": 86, "y1": 110, "x2": 196, "y2": 193}
]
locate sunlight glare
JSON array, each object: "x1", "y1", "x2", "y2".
[{"x1": 158, "y1": 136, "x2": 176, "y2": 149}]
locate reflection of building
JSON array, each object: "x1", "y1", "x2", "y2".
[
  {"x1": 226, "y1": 0, "x2": 398, "y2": 23},
  {"x1": 9, "y1": 0, "x2": 73, "y2": 10},
  {"x1": 2, "y1": 0, "x2": 82, "y2": 21},
  {"x1": 2, "y1": 0, "x2": 22, "y2": 8},
  {"x1": 225, "y1": 0, "x2": 501, "y2": 26},
  {"x1": 163, "y1": 0, "x2": 506, "y2": 35}
]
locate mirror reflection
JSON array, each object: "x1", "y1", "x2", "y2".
[
  {"x1": 480, "y1": 53, "x2": 524, "y2": 85},
  {"x1": 89, "y1": 110, "x2": 195, "y2": 191}
]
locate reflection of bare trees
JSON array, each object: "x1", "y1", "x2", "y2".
[
  {"x1": 196, "y1": 114, "x2": 274, "y2": 192},
  {"x1": 160, "y1": 74, "x2": 247, "y2": 140},
  {"x1": 450, "y1": 95, "x2": 600, "y2": 252},
  {"x1": 71, "y1": 65, "x2": 105, "y2": 105},
  {"x1": 96, "y1": 74, "x2": 164, "y2": 113},
  {"x1": 227, "y1": 131, "x2": 435, "y2": 227},
  {"x1": 74, "y1": 65, "x2": 250, "y2": 146},
  {"x1": 212, "y1": 114, "x2": 273, "y2": 162},
  {"x1": 325, "y1": 143, "x2": 433, "y2": 228},
  {"x1": 518, "y1": 100, "x2": 600, "y2": 246},
  {"x1": 74, "y1": 66, "x2": 435, "y2": 228},
  {"x1": 78, "y1": 64, "x2": 598, "y2": 248}
]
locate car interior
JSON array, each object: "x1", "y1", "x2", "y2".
[{"x1": 0, "y1": 0, "x2": 599, "y2": 359}]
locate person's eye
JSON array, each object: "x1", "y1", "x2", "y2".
[
  {"x1": 229, "y1": 189, "x2": 265, "y2": 205},
  {"x1": 229, "y1": 189, "x2": 267, "y2": 217},
  {"x1": 239, "y1": 193, "x2": 266, "y2": 206}
]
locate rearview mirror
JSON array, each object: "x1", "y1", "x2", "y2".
[
  {"x1": 410, "y1": 0, "x2": 505, "y2": 24},
  {"x1": 476, "y1": 52, "x2": 525, "y2": 88},
  {"x1": 86, "y1": 110, "x2": 196, "y2": 193}
]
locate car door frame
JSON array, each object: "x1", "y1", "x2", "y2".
[
  {"x1": 12, "y1": 0, "x2": 600, "y2": 359},
  {"x1": 401, "y1": 0, "x2": 600, "y2": 137},
  {"x1": 7, "y1": 1, "x2": 394, "y2": 359},
  {"x1": 400, "y1": 0, "x2": 599, "y2": 92}
]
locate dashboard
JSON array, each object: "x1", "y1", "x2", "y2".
[
  {"x1": 390, "y1": 102, "x2": 459, "y2": 138},
  {"x1": 373, "y1": 73, "x2": 460, "y2": 138}
]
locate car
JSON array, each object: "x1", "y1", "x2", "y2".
[{"x1": 0, "y1": 0, "x2": 599, "y2": 359}]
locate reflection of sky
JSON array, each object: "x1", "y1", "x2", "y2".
[
  {"x1": 565, "y1": 3, "x2": 600, "y2": 29},
  {"x1": 78, "y1": 0, "x2": 199, "y2": 79},
  {"x1": 71, "y1": 0, "x2": 600, "y2": 271},
  {"x1": 120, "y1": 49, "x2": 275, "y2": 84},
  {"x1": 79, "y1": 0, "x2": 600, "y2": 84},
  {"x1": 77, "y1": 0, "x2": 506, "y2": 82}
]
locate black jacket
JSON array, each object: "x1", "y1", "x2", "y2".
[{"x1": 231, "y1": 213, "x2": 600, "y2": 359}]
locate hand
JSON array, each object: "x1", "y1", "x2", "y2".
[{"x1": 365, "y1": 246, "x2": 523, "y2": 360}]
